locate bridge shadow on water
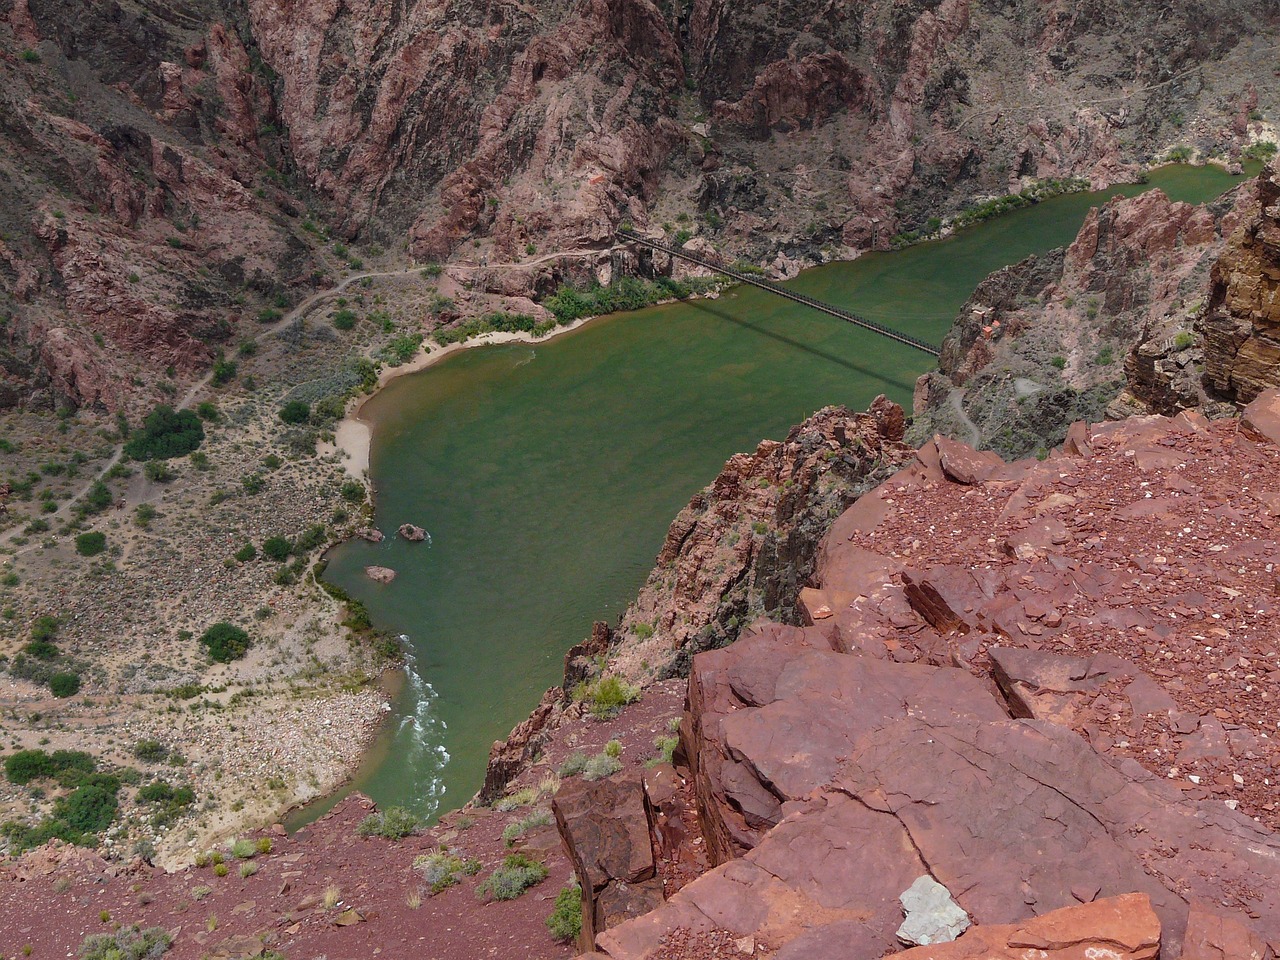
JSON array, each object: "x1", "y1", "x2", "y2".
[{"x1": 684, "y1": 297, "x2": 928, "y2": 396}]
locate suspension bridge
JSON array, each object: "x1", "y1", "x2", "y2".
[{"x1": 616, "y1": 228, "x2": 941, "y2": 358}]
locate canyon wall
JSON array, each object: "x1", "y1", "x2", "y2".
[{"x1": 3, "y1": 0, "x2": 1279, "y2": 407}]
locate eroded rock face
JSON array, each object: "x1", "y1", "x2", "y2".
[
  {"x1": 1201, "y1": 161, "x2": 1280, "y2": 404},
  {"x1": 552, "y1": 773, "x2": 663, "y2": 949},
  {"x1": 608, "y1": 399, "x2": 914, "y2": 682}
]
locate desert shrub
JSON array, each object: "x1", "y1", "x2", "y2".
[
  {"x1": 414, "y1": 851, "x2": 464, "y2": 894},
  {"x1": 80, "y1": 480, "x2": 113, "y2": 516},
  {"x1": 5, "y1": 750, "x2": 54, "y2": 784},
  {"x1": 230, "y1": 838, "x2": 257, "y2": 858},
  {"x1": 476, "y1": 853, "x2": 548, "y2": 901},
  {"x1": 211, "y1": 355, "x2": 236, "y2": 386},
  {"x1": 31, "y1": 615, "x2": 58, "y2": 642},
  {"x1": 50, "y1": 672, "x2": 82, "y2": 697},
  {"x1": 546, "y1": 885, "x2": 582, "y2": 943},
  {"x1": 332, "y1": 308, "x2": 358, "y2": 330},
  {"x1": 24, "y1": 639, "x2": 59, "y2": 660},
  {"x1": 494, "y1": 787, "x2": 539, "y2": 812},
  {"x1": 582, "y1": 753, "x2": 622, "y2": 781},
  {"x1": 133, "y1": 740, "x2": 169, "y2": 763},
  {"x1": 340, "y1": 480, "x2": 365, "y2": 503},
  {"x1": 294, "y1": 523, "x2": 328, "y2": 552},
  {"x1": 213, "y1": 862, "x2": 229, "y2": 877},
  {"x1": 196, "y1": 401, "x2": 220, "y2": 422},
  {"x1": 502, "y1": 809, "x2": 551, "y2": 847},
  {"x1": 239, "y1": 861, "x2": 258, "y2": 878},
  {"x1": 75, "y1": 531, "x2": 106, "y2": 557},
  {"x1": 558, "y1": 752, "x2": 588, "y2": 777},
  {"x1": 144, "y1": 460, "x2": 174, "y2": 483},
  {"x1": 604, "y1": 739, "x2": 622, "y2": 759},
  {"x1": 262, "y1": 536, "x2": 291, "y2": 561},
  {"x1": 357, "y1": 806, "x2": 422, "y2": 840},
  {"x1": 198, "y1": 623, "x2": 252, "y2": 663},
  {"x1": 124, "y1": 406, "x2": 203, "y2": 461},
  {"x1": 1172, "y1": 331, "x2": 1196, "y2": 350},
  {"x1": 79, "y1": 925, "x2": 171, "y2": 960},
  {"x1": 647, "y1": 735, "x2": 680, "y2": 768},
  {"x1": 574, "y1": 675, "x2": 640, "y2": 719},
  {"x1": 55, "y1": 784, "x2": 117, "y2": 833},
  {"x1": 279, "y1": 400, "x2": 311, "y2": 425},
  {"x1": 1244, "y1": 141, "x2": 1278, "y2": 162},
  {"x1": 234, "y1": 543, "x2": 257, "y2": 563}
]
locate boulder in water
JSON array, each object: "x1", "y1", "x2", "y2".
[
  {"x1": 355, "y1": 527, "x2": 384, "y2": 542},
  {"x1": 398, "y1": 524, "x2": 427, "y2": 541},
  {"x1": 364, "y1": 565, "x2": 397, "y2": 584}
]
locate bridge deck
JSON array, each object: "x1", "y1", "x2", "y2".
[{"x1": 617, "y1": 229, "x2": 941, "y2": 358}]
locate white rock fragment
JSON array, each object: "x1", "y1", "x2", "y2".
[{"x1": 896, "y1": 874, "x2": 970, "y2": 946}]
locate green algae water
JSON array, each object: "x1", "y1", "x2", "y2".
[{"x1": 308, "y1": 164, "x2": 1246, "y2": 823}]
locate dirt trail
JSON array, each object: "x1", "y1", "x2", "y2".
[{"x1": 0, "y1": 247, "x2": 606, "y2": 550}]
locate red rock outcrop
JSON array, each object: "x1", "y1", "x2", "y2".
[
  {"x1": 884, "y1": 894, "x2": 1161, "y2": 960},
  {"x1": 553, "y1": 773, "x2": 664, "y2": 949},
  {"x1": 1201, "y1": 160, "x2": 1280, "y2": 403},
  {"x1": 609, "y1": 398, "x2": 914, "y2": 681},
  {"x1": 590, "y1": 395, "x2": 1280, "y2": 959}
]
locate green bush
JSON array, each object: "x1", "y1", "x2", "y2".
[
  {"x1": 133, "y1": 740, "x2": 169, "y2": 763},
  {"x1": 55, "y1": 784, "x2": 117, "y2": 832},
  {"x1": 50, "y1": 672, "x2": 81, "y2": 697},
  {"x1": 1172, "y1": 331, "x2": 1196, "y2": 351},
  {"x1": 332, "y1": 308, "x2": 358, "y2": 331},
  {"x1": 124, "y1": 406, "x2": 204, "y2": 461},
  {"x1": 546, "y1": 885, "x2": 582, "y2": 943},
  {"x1": 340, "y1": 480, "x2": 365, "y2": 503},
  {"x1": 414, "y1": 851, "x2": 465, "y2": 894},
  {"x1": 1244, "y1": 141, "x2": 1278, "y2": 162},
  {"x1": 476, "y1": 853, "x2": 548, "y2": 901},
  {"x1": 262, "y1": 536, "x2": 291, "y2": 561},
  {"x1": 279, "y1": 400, "x2": 311, "y2": 425},
  {"x1": 230, "y1": 838, "x2": 257, "y2": 858},
  {"x1": 79, "y1": 925, "x2": 171, "y2": 960},
  {"x1": 198, "y1": 623, "x2": 252, "y2": 663},
  {"x1": 234, "y1": 543, "x2": 257, "y2": 563},
  {"x1": 357, "y1": 806, "x2": 422, "y2": 840},
  {"x1": 75, "y1": 531, "x2": 106, "y2": 557},
  {"x1": 211, "y1": 355, "x2": 237, "y2": 386},
  {"x1": 575, "y1": 675, "x2": 640, "y2": 719},
  {"x1": 502, "y1": 809, "x2": 551, "y2": 847},
  {"x1": 144, "y1": 460, "x2": 174, "y2": 483},
  {"x1": 295, "y1": 523, "x2": 328, "y2": 552},
  {"x1": 582, "y1": 753, "x2": 622, "y2": 781},
  {"x1": 24, "y1": 639, "x2": 59, "y2": 660},
  {"x1": 31, "y1": 615, "x2": 58, "y2": 642},
  {"x1": 558, "y1": 752, "x2": 588, "y2": 777},
  {"x1": 196, "y1": 401, "x2": 220, "y2": 422},
  {"x1": 80, "y1": 481, "x2": 113, "y2": 515},
  {"x1": 5, "y1": 749, "x2": 55, "y2": 784}
]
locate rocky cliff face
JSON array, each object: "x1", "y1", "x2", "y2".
[
  {"x1": 3, "y1": 0, "x2": 1278, "y2": 407},
  {"x1": 603, "y1": 398, "x2": 914, "y2": 684},
  {"x1": 912, "y1": 170, "x2": 1257, "y2": 459},
  {"x1": 1201, "y1": 160, "x2": 1280, "y2": 403},
  {"x1": 0, "y1": 0, "x2": 319, "y2": 412}
]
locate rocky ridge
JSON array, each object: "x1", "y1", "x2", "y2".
[{"x1": 571, "y1": 392, "x2": 1280, "y2": 959}]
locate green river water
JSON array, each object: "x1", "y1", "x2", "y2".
[{"x1": 307, "y1": 164, "x2": 1247, "y2": 824}]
